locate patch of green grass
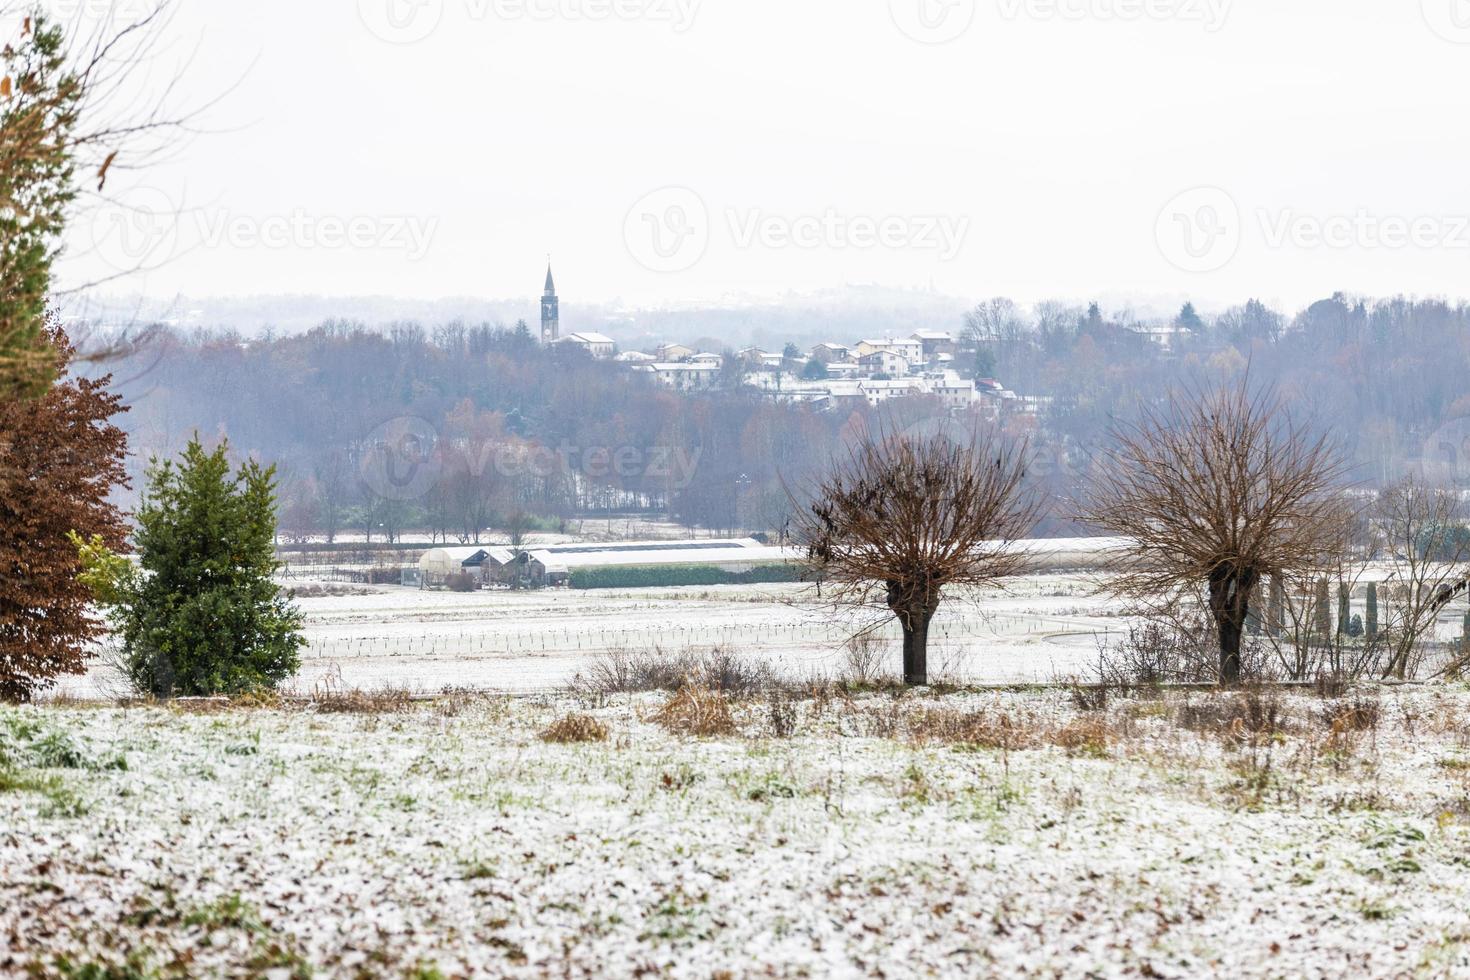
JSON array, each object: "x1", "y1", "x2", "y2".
[
  {"x1": 48, "y1": 950, "x2": 161, "y2": 979},
  {"x1": 183, "y1": 893, "x2": 264, "y2": 934}
]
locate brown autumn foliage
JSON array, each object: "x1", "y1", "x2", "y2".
[{"x1": 0, "y1": 323, "x2": 129, "y2": 700}]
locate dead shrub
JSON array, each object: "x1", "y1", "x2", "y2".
[
  {"x1": 1069, "y1": 684, "x2": 1109, "y2": 713},
  {"x1": 540, "y1": 713, "x2": 609, "y2": 744},
  {"x1": 1053, "y1": 716, "x2": 1113, "y2": 757},
  {"x1": 843, "y1": 635, "x2": 889, "y2": 686},
  {"x1": 905, "y1": 708, "x2": 1040, "y2": 751},
  {"x1": 572, "y1": 647, "x2": 772, "y2": 697},
  {"x1": 1318, "y1": 696, "x2": 1381, "y2": 733},
  {"x1": 765, "y1": 691, "x2": 799, "y2": 738},
  {"x1": 308, "y1": 686, "x2": 414, "y2": 715},
  {"x1": 652, "y1": 684, "x2": 737, "y2": 737},
  {"x1": 1173, "y1": 689, "x2": 1290, "y2": 739}
]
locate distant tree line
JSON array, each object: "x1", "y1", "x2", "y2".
[{"x1": 88, "y1": 291, "x2": 1470, "y2": 542}]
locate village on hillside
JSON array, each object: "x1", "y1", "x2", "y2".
[{"x1": 540, "y1": 268, "x2": 1062, "y2": 412}]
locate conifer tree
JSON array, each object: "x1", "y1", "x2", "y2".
[
  {"x1": 87, "y1": 437, "x2": 304, "y2": 696},
  {"x1": 1365, "y1": 582, "x2": 1379, "y2": 641}
]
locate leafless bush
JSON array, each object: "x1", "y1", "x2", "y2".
[
  {"x1": 765, "y1": 691, "x2": 799, "y2": 738},
  {"x1": 1173, "y1": 689, "x2": 1290, "y2": 739},
  {"x1": 842, "y1": 635, "x2": 889, "y2": 687},
  {"x1": 1317, "y1": 696, "x2": 1381, "y2": 734},
  {"x1": 651, "y1": 684, "x2": 736, "y2": 737},
  {"x1": 540, "y1": 713, "x2": 609, "y2": 744},
  {"x1": 445, "y1": 572, "x2": 477, "y2": 593},
  {"x1": 1094, "y1": 617, "x2": 1274, "y2": 686},
  {"x1": 571, "y1": 647, "x2": 772, "y2": 697}
]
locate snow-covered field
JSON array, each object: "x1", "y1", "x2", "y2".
[
  {"x1": 63, "y1": 573, "x2": 1129, "y2": 700},
  {"x1": 5, "y1": 686, "x2": 1470, "y2": 976}
]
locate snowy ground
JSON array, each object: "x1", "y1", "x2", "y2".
[
  {"x1": 64, "y1": 573, "x2": 1131, "y2": 700},
  {"x1": 5, "y1": 685, "x2": 1470, "y2": 976}
]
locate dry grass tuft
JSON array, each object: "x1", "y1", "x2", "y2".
[
  {"x1": 905, "y1": 708, "x2": 1041, "y2": 751},
  {"x1": 308, "y1": 686, "x2": 414, "y2": 715},
  {"x1": 540, "y1": 713, "x2": 610, "y2": 744},
  {"x1": 652, "y1": 684, "x2": 737, "y2": 737},
  {"x1": 1173, "y1": 689, "x2": 1290, "y2": 739},
  {"x1": 1318, "y1": 696, "x2": 1381, "y2": 733},
  {"x1": 1052, "y1": 716, "x2": 1113, "y2": 757}
]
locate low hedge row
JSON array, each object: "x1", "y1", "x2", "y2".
[{"x1": 569, "y1": 563, "x2": 803, "y2": 590}]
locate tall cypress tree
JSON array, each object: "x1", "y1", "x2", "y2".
[
  {"x1": 1365, "y1": 583, "x2": 1379, "y2": 642},
  {"x1": 97, "y1": 437, "x2": 303, "y2": 696}
]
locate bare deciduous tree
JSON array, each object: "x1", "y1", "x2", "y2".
[
  {"x1": 1086, "y1": 382, "x2": 1348, "y2": 684},
  {"x1": 795, "y1": 428, "x2": 1040, "y2": 686},
  {"x1": 1376, "y1": 477, "x2": 1470, "y2": 679}
]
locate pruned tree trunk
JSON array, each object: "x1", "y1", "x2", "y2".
[
  {"x1": 899, "y1": 610, "x2": 934, "y2": 686},
  {"x1": 1209, "y1": 567, "x2": 1257, "y2": 685}
]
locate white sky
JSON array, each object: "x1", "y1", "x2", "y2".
[{"x1": 48, "y1": 0, "x2": 1470, "y2": 312}]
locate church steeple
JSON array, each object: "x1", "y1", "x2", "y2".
[{"x1": 540, "y1": 262, "x2": 559, "y2": 344}]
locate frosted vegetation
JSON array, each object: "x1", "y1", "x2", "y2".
[{"x1": 4, "y1": 683, "x2": 1470, "y2": 976}]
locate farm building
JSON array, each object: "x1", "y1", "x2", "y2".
[
  {"x1": 525, "y1": 538, "x2": 799, "y2": 589},
  {"x1": 418, "y1": 547, "x2": 493, "y2": 589}
]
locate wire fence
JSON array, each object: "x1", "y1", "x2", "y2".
[{"x1": 301, "y1": 613, "x2": 1111, "y2": 662}]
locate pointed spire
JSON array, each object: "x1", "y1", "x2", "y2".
[{"x1": 544, "y1": 260, "x2": 555, "y2": 295}]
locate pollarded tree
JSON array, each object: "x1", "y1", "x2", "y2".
[
  {"x1": 795, "y1": 427, "x2": 1040, "y2": 686},
  {"x1": 1086, "y1": 382, "x2": 1348, "y2": 684},
  {"x1": 85, "y1": 437, "x2": 304, "y2": 696}
]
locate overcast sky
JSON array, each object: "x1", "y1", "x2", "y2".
[{"x1": 47, "y1": 0, "x2": 1470, "y2": 313}]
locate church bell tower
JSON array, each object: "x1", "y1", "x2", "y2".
[{"x1": 540, "y1": 264, "x2": 559, "y2": 344}]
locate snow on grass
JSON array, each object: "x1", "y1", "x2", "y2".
[{"x1": 4, "y1": 686, "x2": 1470, "y2": 976}]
